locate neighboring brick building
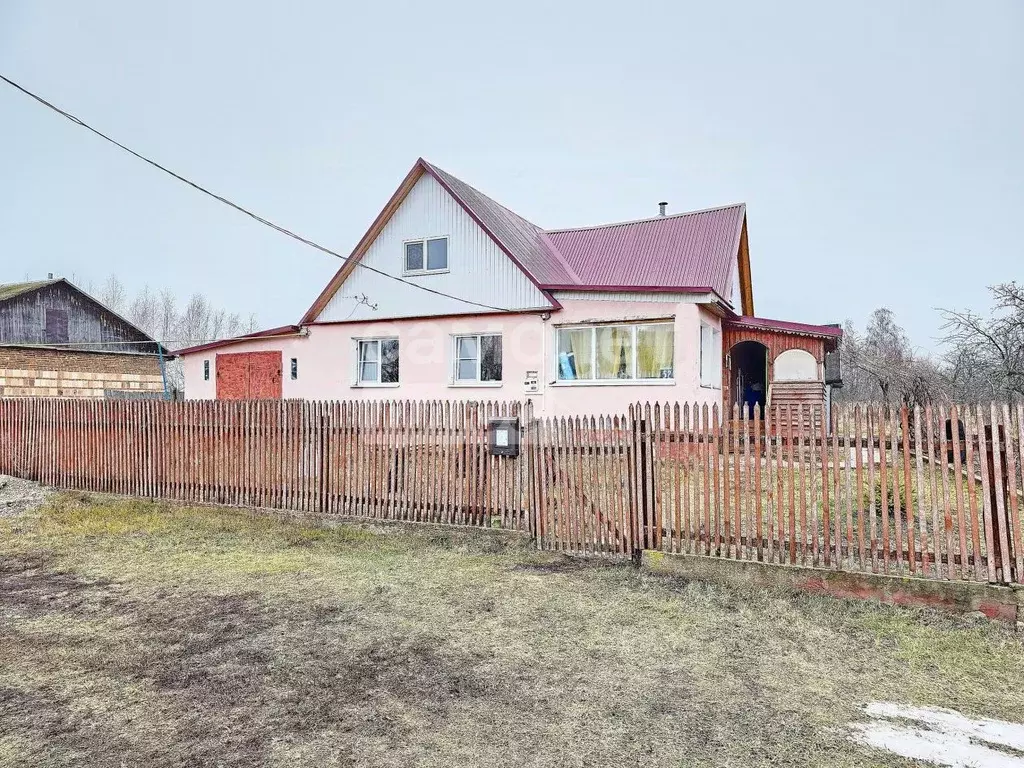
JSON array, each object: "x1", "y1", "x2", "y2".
[{"x1": 0, "y1": 279, "x2": 170, "y2": 399}]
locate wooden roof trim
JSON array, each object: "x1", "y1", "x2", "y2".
[
  {"x1": 298, "y1": 161, "x2": 427, "y2": 325},
  {"x1": 737, "y1": 215, "x2": 754, "y2": 316}
]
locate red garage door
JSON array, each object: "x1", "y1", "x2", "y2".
[{"x1": 215, "y1": 351, "x2": 283, "y2": 400}]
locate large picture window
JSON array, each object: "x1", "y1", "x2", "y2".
[
  {"x1": 556, "y1": 322, "x2": 673, "y2": 382},
  {"x1": 454, "y1": 334, "x2": 502, "y2": 383},
  {"x1": 356, "y1": 338, "x2": 399, "y2": 385}
]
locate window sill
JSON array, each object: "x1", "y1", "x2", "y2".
[
  {"x1": 700, "y1": 384, "x2": 722, "y2": 390},
  {"x1": 351, "y1": 382, "x2": 401, "y2": 389},
  {"x1": 550, "y1": 379, "x2": 676, "y2": 387},
  {"x1": 401, "y1": 269, "x2": 450, "y2": 277},
  {"x1": 448, "y1": 381, "x2": 503, "y2": 389}
]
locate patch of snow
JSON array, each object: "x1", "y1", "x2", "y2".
[{"x1": 851, "y1": 702, "x2": 1024, "y2": 767}]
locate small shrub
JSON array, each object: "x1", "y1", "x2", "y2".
[{"x1": 861, "y1": 475, "x2": 918, "y2": 519}]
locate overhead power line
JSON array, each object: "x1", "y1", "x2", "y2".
[
  {"x1": 3, "y1": 339, "x2": 243, "y2": 348},
  {"x1": 0, "y1": 73, "x2": 513, "y2": 314}
]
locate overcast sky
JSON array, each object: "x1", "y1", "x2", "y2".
[{"x1": 1, "y1": 1, "x2": 1020, "y2": 351}]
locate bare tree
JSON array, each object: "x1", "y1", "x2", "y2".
[
  {"x1": 126, "y1": 285, "x2": 158, "y2": 332},
  {"x1": 177, "y1": 294, "x2": 212, "y2": 343},
  {"x1": 158, "y1": 289, "x2": 177, "y2": 342},
  {"x1": 837, "y1": 308, "x2": 948, "y2": 406},
  {"x1": 100, "y1": 274, "x2": 127, "y2": 312},
  {"x1": 941, "y1": 282, "x2": 1024, "y2": 403},
  {"x1": 92, "y1": 274, "x2": 260, "y2": 395}
]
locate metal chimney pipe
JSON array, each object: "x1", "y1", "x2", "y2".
[
  {"x1": 658, "y1": 202, "x2": 667, "y2": 217},
  {"x1": 47, "y1": 272, "x2": 54, "y2": 279}
]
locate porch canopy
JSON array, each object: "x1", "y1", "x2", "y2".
[{"x1": 721, "y1": 315, "x2": 842, "y2": 422}]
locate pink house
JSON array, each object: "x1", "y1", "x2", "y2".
[{"x1": 178, "y1": 159, "x2": 841, "y2": 417}]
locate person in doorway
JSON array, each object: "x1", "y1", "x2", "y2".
[{"x1": 743, "y1": 381, "x2": 765, "y2": 420}]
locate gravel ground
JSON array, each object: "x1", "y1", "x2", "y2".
[{"x1": 0, "y1": 476, "x2": 49, "y2": 518}]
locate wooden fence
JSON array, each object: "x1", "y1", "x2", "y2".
[
  {"x1": 1, "y1": 398, "x2": 1021, "y2": 586},
  {"x1": 0, "y1": 398, "x2": 532, "y2": 531}
]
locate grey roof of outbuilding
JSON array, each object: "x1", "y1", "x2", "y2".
[{"x1": 0, "y1": 280, "x2": 58, "y2": 303}]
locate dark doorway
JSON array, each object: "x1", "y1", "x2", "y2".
[{"x1": 730, "y1": 341, "x2": 768, "y2": 419}]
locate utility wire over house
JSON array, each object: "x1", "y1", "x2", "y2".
[{"x1": 0, "y1": 73, "x2": 514, "y2": 315}]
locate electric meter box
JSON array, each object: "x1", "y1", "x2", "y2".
[{"x1": 488, "y1": 418, "x2": 520, "y2": 458}]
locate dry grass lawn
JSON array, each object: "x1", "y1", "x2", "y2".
[{"x1": 1, "y1": 493, "x2": 1023, "y2": 767}]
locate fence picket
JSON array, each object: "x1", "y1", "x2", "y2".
[
  {"x1": 949, "y1": 405, "x2": 967, "y2": 579},
  {"x1": 1013, "y1": 403, "x2": 1024, "y2": 584},
  {"x1": 889, "y1": 407, "x2": 902, "y2": 571},
  {"x1": 819, "y1": 403, "x2": 830, "y2": 567},
  {"x1": 1000, "y1": 402, "x2": 1022, "y2": 584},
  {"x1": 937, "y1": 404, "x2": 955, "y2": 579},
  {"x1": 990, "y1": 402, "x2": 1012, "y2": 581}
]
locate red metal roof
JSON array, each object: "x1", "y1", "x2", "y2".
[
  {"x1": 724, "y1": 316, "x2": 843, "y2": 339},
  {"x1": 423, "y1": 162, "x2": 745, "y2": 299},
  {"x1": 542, "y1": 204, "x2": 746, "y2": 297}
]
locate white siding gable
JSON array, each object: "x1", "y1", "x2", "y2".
[{"x1": 316, "y1": 173, "x2": 552, "y2": 322}]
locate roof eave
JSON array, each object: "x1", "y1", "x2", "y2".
[
  {"x1": 174, "y1": 325, "x2": 302, "y2": 356},
  {"x1": 724, "y1": 315, "x2": 844, "y2": 340}
]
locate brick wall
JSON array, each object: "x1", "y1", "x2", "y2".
[{"x1": 0, "y1": 346, "x2": 164, "y2": 398}]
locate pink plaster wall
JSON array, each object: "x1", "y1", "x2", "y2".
[{"x1": 182, "y1": 300, "x2": 724, "y2": 416}]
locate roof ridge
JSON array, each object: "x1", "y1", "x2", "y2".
[
  {"x1": 543, "y1": 202, "x2": 746, "y2": 235},
  {"x1": 420, "y1": 159, "x2": 580, "y2": 289},
  {"x1": 420, "y1": 159, "x2": 544, "y2": 233}
]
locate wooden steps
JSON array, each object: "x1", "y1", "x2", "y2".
[{"x1": 768, "y1": 380, "x2": 826, "y2": 433}]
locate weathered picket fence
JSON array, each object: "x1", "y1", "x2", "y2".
[
  {"x1": 532, "y1": 402, "x2": 1023, "y2": 588},
  {"x1": 0, "y1": 399, "x2": 532, "y2": 531},
  {"x1": 0, "y1": 398, "x2": 1021, "y2": 586}
]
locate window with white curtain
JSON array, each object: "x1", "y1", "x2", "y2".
[
  {"x1": 556, "y1": 322, "x2": 674, "y2": 382},
  {"x1": 699, "y1": 322, "x2": 722, "y2": 388}
]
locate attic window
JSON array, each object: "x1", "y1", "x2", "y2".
[{"x1": 404, "y1": 237, "x2": 448, "y2": 274}]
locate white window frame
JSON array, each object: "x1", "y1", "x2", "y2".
[
  {"x1": 353, "y1": 337, "x2": 400, "y2": 387},
  {"x1": 402, "y1": 236, "x2": 449, "y2": 276},
  {"x1": 699, "y1": 322, "x2": 722, "y2": 389},
  {"x1": 552, "y1": 320, "x2": 675, "y2": 386},
  {"x1": 451, "y1": 333, "x2": 503, "y2": 387}
]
